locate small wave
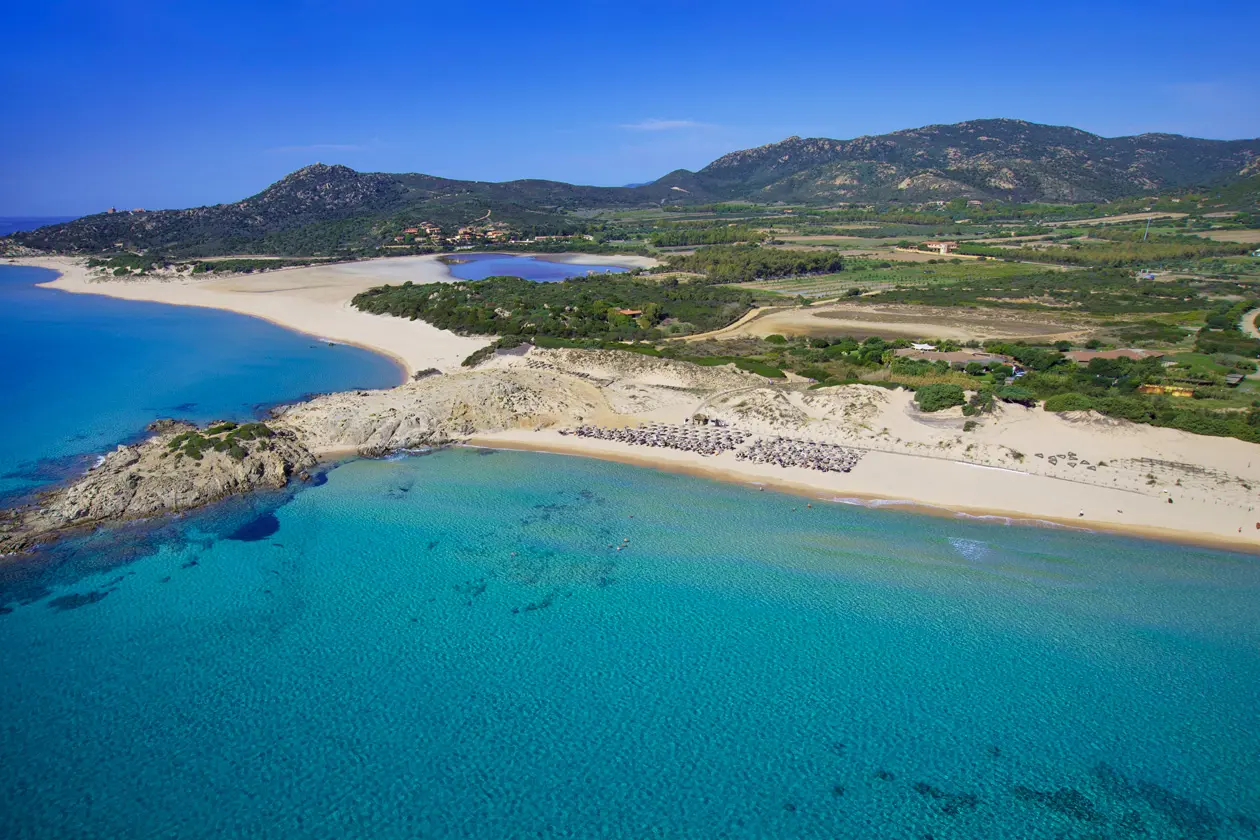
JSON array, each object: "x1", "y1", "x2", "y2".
[
  {"x1": 948, "y1": 537, "x2": 990, "y2": 562},
  {"x1": 826, "y1": 496, "x2": 923, "y2": 509},
  {"x1": 382, "y1": 447, "x2": 432, "y2": 461},
  {"x1": 953, "y1": 512, "x2": 1093, "y2": 532}
]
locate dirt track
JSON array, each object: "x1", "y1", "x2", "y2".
[{"x1": 688, "y1": 301, "x2": 1086, "y2": 342}]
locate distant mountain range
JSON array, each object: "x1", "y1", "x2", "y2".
[{"x1": 12, "y1": 119, "x2": 1258, "y2": 256}]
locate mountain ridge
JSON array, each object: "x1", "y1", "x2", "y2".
[{"x1": 12, "y1": 118, "x2": 1257, "y2": 256}]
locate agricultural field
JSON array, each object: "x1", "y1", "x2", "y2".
[
  {"x1": 1198, "y1": 229, "x2": 1260, "y2": 244},
  {"x1": 731, "y1": 258, "x2": 1043, "y2": 299}
]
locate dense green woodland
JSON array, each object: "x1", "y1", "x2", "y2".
[
  {"x1": 660, "y1": 245, "x2": 845, "y2": 283},
  {"x1": 352, "y1": 275, "x2": 765, "y2": 342},
  {"x1": 649, "y1": 226, "x2": 765, "y2": 247}
]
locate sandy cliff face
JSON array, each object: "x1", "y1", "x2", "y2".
[{"x1": 277, "y1": 366, "x2": 607, "y2": 454}]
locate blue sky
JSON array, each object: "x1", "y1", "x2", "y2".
[{"x1": 3, "y1": 0, "x2": 1258, "y2": 215}]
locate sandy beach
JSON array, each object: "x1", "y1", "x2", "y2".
[
  {"x1": 11, "y1": 256, "x2": 461, "y2": 377},
  {"x1": 18, "y1": 253, "x2": 660, "y2": 376},
  {"x1": 270, "y1": 346, "x2": 1260, "y2": 553},
  {"x1": 465, "y1": 427, "x2": 1260, "y2": 553},
  {"x1": 533, "y1": 253, "x2": 660, "y2": 269}
]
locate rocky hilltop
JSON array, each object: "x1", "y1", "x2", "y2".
[
  {"x1": 10, "y1": 119, "x2": 1257, "y2": 256},
  {"x1": 670, "y1": 119, "x2": 1259, "y2": 203}
]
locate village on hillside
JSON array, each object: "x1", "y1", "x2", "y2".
[{"x1": 383, "y1": 219, "x2": 593, "y2": 250}]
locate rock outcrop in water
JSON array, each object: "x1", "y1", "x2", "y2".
[{"x1": 0, "y1": 420, "x2": 316, "y2": 555}]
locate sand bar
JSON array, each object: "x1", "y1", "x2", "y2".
[{"x1": 13, "y1": 254, "x2": 651, "y2": 377}]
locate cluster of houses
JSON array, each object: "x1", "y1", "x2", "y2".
[
  {"x1": 387, "y1": 221, "x2": 594, "y2": 249},
  {"x1": 390, "y1": 221, "x2": 514, "y2": 247}
]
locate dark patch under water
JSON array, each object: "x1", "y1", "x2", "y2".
[
  {"x1": 912, "y1": 781, "x2": 980, "y2": 816},
  {"x1": 1092, "y1": 763, "x2": 1222, "y2": 839},
  {"x1": 227, "y1": 513, "x2": 281, "y2": 542},
  {"x1": 47, "y1": 589, "x2": 112, "y2": 611},
  {"x1": 1013, "y1": 785, "x2": 1104, "y2": 822}
]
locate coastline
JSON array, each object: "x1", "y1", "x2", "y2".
[
  {"x1": 7, "y1": 254, "x2": 1260, "y2": 556},
  {"x1": 12, "y1": 252, "x2": 659, "y2": 377},
  {"x1": 530, "y1": 252, "x2": 659, "y2": 269},
  {"x1": 16, "y1": 255, "x2": 480, "y2": 379},
  {"x1": 464, "y1": 428, "x2": 1260, "y2": 554}
]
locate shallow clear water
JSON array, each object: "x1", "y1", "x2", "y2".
[
  {"x1": 444, "y1": 253, "x2": 630, "y2": 282},
  {"x1": 0, "y1": 265, "x2": 401, "y2": 500},
  {"x1": 1, "y1": 448, "x2": 1256, "y2": 839}
]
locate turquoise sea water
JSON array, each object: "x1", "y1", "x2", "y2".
[
  {"x1": 0, "y1": 265, "x2": 401, "y2": 500},
  {"x1": 0, "y1": 216, "x2": 79, "y2": 236},
  {"x1": 2, "y1": 448, "x2": 1257, "y2": 839},
  {"x1": 444, "y1": 253, "x2": 630, "y2": 282}
]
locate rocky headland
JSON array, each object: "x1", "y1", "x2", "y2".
[{"x1": 0, "y1": 420, "x2": 316, "y2": 555}]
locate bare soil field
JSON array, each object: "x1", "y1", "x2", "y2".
[
  {"x1": 691, "y1": 301, "x2": 1086, "y2": 343},
  {"x1": 779, "y1": 234, "x2": 878, "y2": 244},
  {"x1": 1046, "y1": 211, "x2": 1187, "y2": 227},
  {"x1": 1198, "y1": 229, "x2": 1260, "y2": 244}
]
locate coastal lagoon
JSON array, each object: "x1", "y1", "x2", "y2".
[
  {"x1": 443, "y1": 253, "x2": 631, "y2": 282},
  {"x1": 0, "y1": 265, "x2": 400, "y2": 501},
  {"x1": 2, "y1": 448, "x2": 1257, "y2": 838}
]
